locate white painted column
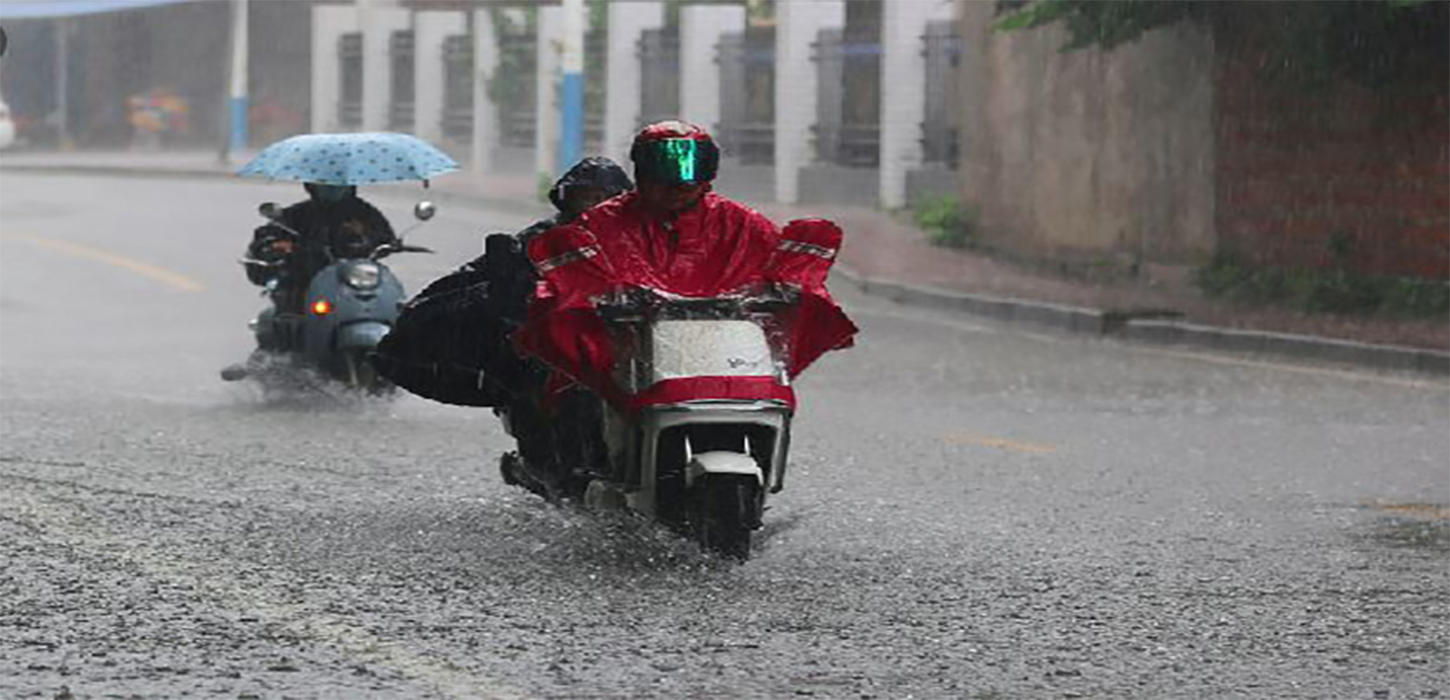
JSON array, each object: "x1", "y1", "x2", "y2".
[
  {"x1": 679, "y1": 4, "x2": 746, "y2": 135},
  {"x1": 361, "y1": 4, "x2": 410, "y2": 132},
  {"x1": 310, "y1": 5, "x2": 360, "y2": 133},
  {"x1": 603, "y1": 1, "x2": 666, "y2": 166},
  {"x1": 414, "y1": 11, "x2": 466, "y2": 143},
  {"x1": 534, "y1": 6, "x2": 563, "y2": 180},
  {"x1": 471, "y1": 9, "x2": 501, "y2": 174},
  {"x1": 880, "y1": 0, "x2": 955, "y2": 208},
  {"x1": 774, "y1": 0, "x2": 845, "y2": 204}
]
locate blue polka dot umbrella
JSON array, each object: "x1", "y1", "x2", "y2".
[{"x1": 237, "y1": 132, "x2": 459, "y2": 185}]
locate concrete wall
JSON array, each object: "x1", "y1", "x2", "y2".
[{"x1": 957, "y1": 2, "x2": 1216, "y2": 267}]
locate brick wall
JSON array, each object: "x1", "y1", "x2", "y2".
[{"x1": 1214, "y1": 27, "x2": 1450, "y2": 280}]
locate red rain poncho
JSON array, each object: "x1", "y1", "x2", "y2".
[{"x1": 515, "y1": 190, "x2": 856, "y2": 410}]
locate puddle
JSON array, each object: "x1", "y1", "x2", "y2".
[{"x1": 1359, "y1": 500, "x2": 1450, "y2": 552}]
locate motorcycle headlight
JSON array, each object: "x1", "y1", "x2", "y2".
[{"x1": 341, "y1": 261, "x2": 381, "y2": 290}]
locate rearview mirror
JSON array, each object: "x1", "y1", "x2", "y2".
[
  {"x1": 259, "y1": 202, "x2": 283, "y2": 221},
  {"x1": 414, "y1": 201, "x2": 436, "y2": 221}
]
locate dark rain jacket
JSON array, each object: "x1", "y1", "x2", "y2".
[
  {"x1": 246, "y1": 196, "x2": 398, "y2": 294},
  {"x1": 372, "y1": 158, "x2": 633, "y2": 407}
]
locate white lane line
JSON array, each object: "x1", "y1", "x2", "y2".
[{"x1": 2, "y1": 233, "x2": 206, "y2": 293}]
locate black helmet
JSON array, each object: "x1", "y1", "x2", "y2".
[{"x1": 547, "y1": 157, "x2": 635, "y2": 211}]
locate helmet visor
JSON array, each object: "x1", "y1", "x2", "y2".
[{"x1": 633, "y1": 138, "x2": 717, "y2": 185}]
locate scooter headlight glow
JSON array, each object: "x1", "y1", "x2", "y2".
[{"x1": 341, "y1": 261, "x2": 382, "y2": 290}]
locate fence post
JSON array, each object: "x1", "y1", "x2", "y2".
[
  {"x1": 680, "y1": 4, "x2": 746, "y2": 135},
  {"x1": 605, "y1": 1, "x2": 665, "y2": 166},
  {"x1": 415, "y1": 11, "x2": 465, "y2": 144},
  {"x1": 361, "y1": 4, "x2": 410, "y2": 132},
  {"x1": 774, "y1": 0, "x2": 845, "y2": 204},
  {"x1": 880, "y1": 0, "x2": 953, "y2": 208},
  {"x1": 310, "y1": 5, "x2": 359, "y2": 133},
  {"x1": 559, "y1": 0, "x2": 585, "y2": 174},
  {"x1": 534, "y1": 6, "x2": 562, "y2": 182},
  {"x1": 471, "y1": 9, "x2": 500, "y2": 174},
  {"x1": 226, "y1": 0, "x2": 249, "y2": 160}
]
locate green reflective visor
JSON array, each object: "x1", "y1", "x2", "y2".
[{"x1": 635, "y1": 138, "x2": 716, "y2": 185}]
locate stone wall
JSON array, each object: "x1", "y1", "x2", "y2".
[{"x1": 956, "y1": 2, "x2": 1217, "y2": 269}]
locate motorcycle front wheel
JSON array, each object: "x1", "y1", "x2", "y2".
[
  {"x1": 689, "y1": 475, "x2": 761, "y2": 561},
  {"x1": 340, "y1": 350, "x2": 391, "y2": 396}
]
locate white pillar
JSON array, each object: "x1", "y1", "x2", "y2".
[
  {"x1": 361, "y1": 4, "x2": 410, "y2": 132},
  {"x1": 774, "y1": 0, "x2": 845, "y2": 204},
  {"x1": 604, "y1": 1, "x2": 666, "y2": 166},
  {"x1": 679, "y1": 4, "x2": 746, "y2": 135},
  {"x1": 559, "y1": 0, "x2": 586, "y2": 173},
  {"x1": 471, "y1": 9, "x2": 501, "y2": 174},
  {"x1": 310, "y1": 5, "x2": 360, "y2": 133},
  {"x1": 880, "y1": 0, "x2": 954, "y2": 209},
  {"x1": 414, "y1": 11, "x2": 466, "y2": 144},
  {"x1": 535, "y1": 6, "x2": 563, "y2": 180}
]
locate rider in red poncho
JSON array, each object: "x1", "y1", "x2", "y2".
[{"x1": 516, "y1": 120, "x2": 857, "y2": 409}]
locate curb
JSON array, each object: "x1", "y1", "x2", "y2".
[
  {"x1": 833, "y1": 267, "x2": 1450, "y2": 377},
  {"x1": 8, "y1": 160, "x2": 1446, "y2": 377}
]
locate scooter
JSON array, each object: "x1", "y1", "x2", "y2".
[
  {"x1": 531, "y1": 286, "x2": 799, "y2": 560},
  {"x1": 223, "y1": 201, "x2": 436, "y2": 393}
]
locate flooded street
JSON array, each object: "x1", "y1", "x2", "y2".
[{"x1": 1, "y1": 173, "x2": 1445, "y2": 698}]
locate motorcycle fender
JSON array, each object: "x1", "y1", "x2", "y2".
[
  {"x1": 685, "y1": 451, "x2": 764, "y2": 488},
  {"x1": 334, "y1": 321, "x2": 391, "y2": 350}
]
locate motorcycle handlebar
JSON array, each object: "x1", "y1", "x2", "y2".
[
  {"x1": 594, "y1": 285, "x2": 799, "y2": 321},
  {"x1": 370, "y1": 243, "x2": 434, "y2": 260}
]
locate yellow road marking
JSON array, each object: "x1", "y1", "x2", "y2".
[
  {"x1": 1, "y1": 233, "x2": 205, "y2": 292},
  {"x1": 1362, "y1": 500, "x2": 1450, "y2": 521},
  {"x1": 945, "y1": 432, "x2": 1058, "y2": 454}
]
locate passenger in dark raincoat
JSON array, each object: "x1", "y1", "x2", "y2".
[{"x1": 371, "y1": 157, "x2": 633, "y2": 407}]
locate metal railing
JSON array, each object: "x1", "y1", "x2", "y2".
[
  {"x1": 812, "y1": 28, "x2": 880, "y2": 168},
  {"x1": 584, "y1": 31, "x2": 606, "y2": 151},
  {"x1": 495, "y1": 31, "x2": 536, "y2": 147},
  {"x1": 921, "y1": 20, "x2": 960, "y2": 167},
  {"x1": 388, "y1": 30, "x2": 415, "y2": 132},
  {"x1": 716, "y1": 28, "x2": 775, "y2": 163},
  {"x1": 638, "y1": 27, "x2": 680, "y2": 128},
  {"x1": 442, "y1": 34, "x2": 473, "y2": 142},
  {"x1": 337, "y1": 32, "x2": 363, "y2": 130}
]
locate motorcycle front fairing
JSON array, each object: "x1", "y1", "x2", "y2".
[
  {"x1": 516, "y1": 217, "x2": 857, "y2": 408},
  {"x1": 299, "y1": 259, "x2": 405, "y2": 364}
]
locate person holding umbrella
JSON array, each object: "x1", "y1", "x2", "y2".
[
  {"x1": 235, "y1": 132, "x2": 458, "y2": 315},
  {"x1": 223, "y1": 132, "x2": 459, "y2": 381},
  {"x1": 245, "y1": 182, "x2": 397, "y2": 315}
]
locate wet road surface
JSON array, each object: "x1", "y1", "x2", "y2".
[{"x1": 1, "y1": 172, "x2": 1447, "y2": 698}]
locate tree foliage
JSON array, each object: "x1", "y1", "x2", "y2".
[
  {"x1": 992, "y1": 0, "x2": 1447, "y2": 90},
  {"x1": 993, "y1": 0, "x2": 1206, "y2": 52}
]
